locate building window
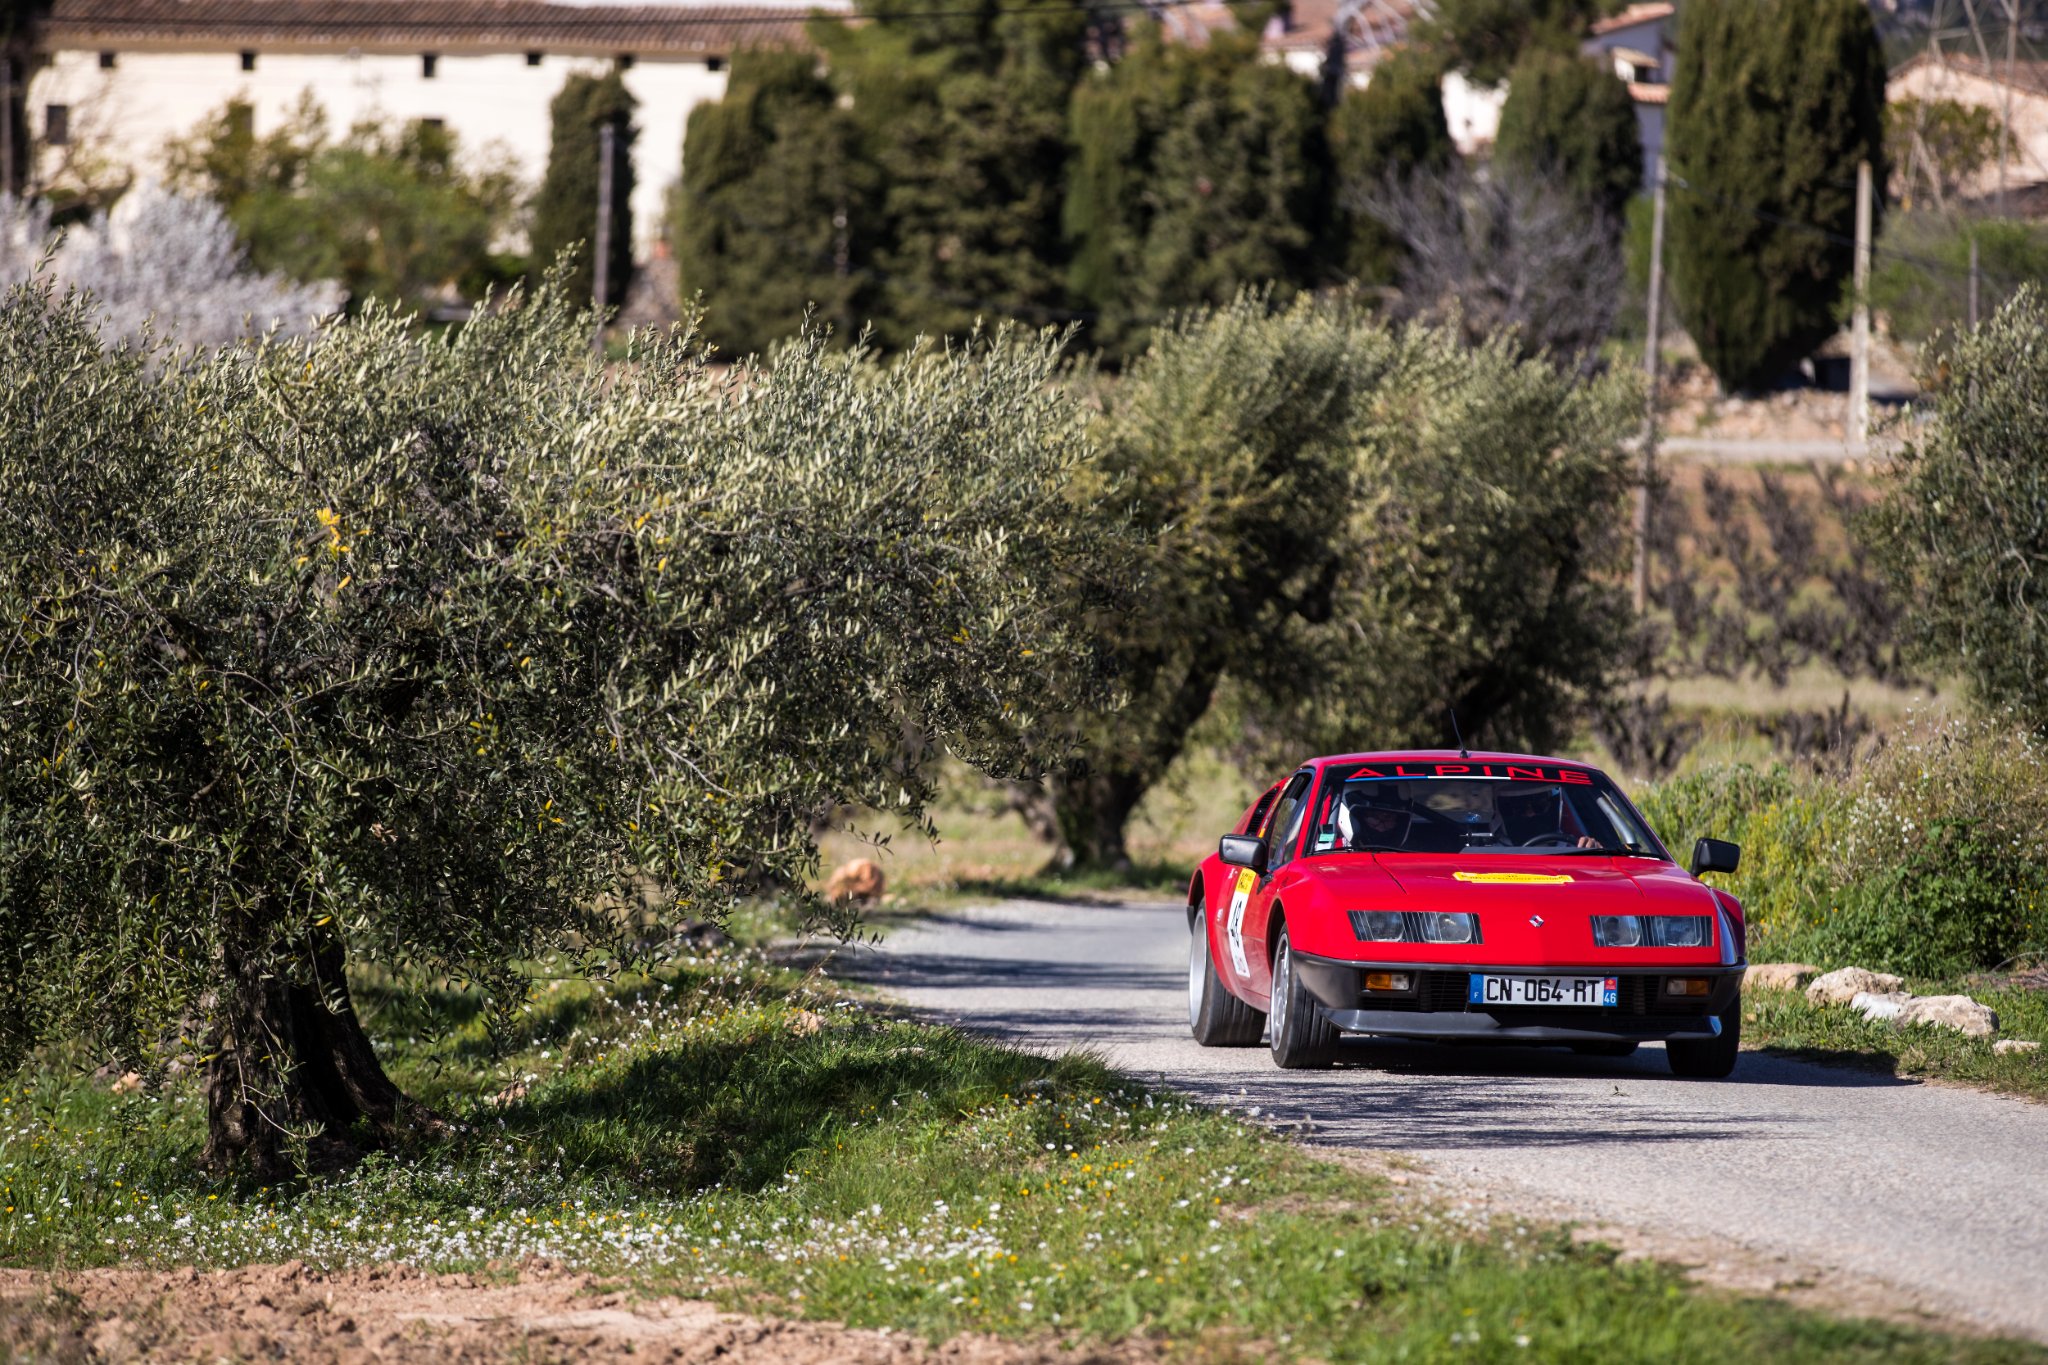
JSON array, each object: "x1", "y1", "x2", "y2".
[
  {"x1": 706, "y1": 55, "x2": 725, "y2": 72},
  {"x1": 98, "y1": 51, "x2": 117, "y2": 70},
  {"x1": 240, "y1": 50, "x2": 257, "y2": 71},
  {"x1": 45, "y1": 104, "x2": 69, "y2": 146},
  {"x1": 616, "y1": 53, "x2": 635, "y2": 69},
  {"x1": 421, "y1": 52, "x2": 438, "y2": 78},
  {"x1": 525, "y1": 50, "x2": 544, "y2": 66},
  {"x1": 419, "y1": 116, "x2": 445, "y2": 130}
]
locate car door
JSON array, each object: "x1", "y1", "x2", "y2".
[
  {"x1": 1241, "y1": 769, "x2": 1314, "y2": 1004},
  {"x1": 1212, "y1": 779, "x2": 1282, "y2": 994}
]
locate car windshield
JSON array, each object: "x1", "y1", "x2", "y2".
[{"x1": 1303, "y1": 761, "x2": 1665, "y2": 859}]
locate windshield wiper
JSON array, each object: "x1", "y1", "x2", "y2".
[{"x1": 1554, "y1": 844, "x2": 1659, "y2": 857}]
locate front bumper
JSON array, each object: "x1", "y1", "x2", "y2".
[{"x1": 1294, "y1": 951, "x2": 1742, "y2": 1043}]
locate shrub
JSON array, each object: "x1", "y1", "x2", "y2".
[
  {"x1": 0, "y1": 185, "x2": 341, "y2": 348},
  {"x1": 1870, "y1": 287, "x2": 2048, "y2": 722},
  {"x1": 1635, "y1": 715, "x2": 2048, "y2": 974},
  {"x1": 1869, "y1": 212, "x2": 2048, "y2": 347}
]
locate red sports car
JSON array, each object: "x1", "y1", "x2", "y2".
[{"x1": 1186, "y1": 750, "x2": 1746, "y2": 1076}]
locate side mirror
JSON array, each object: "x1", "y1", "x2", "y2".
[
  {"x1": 1691, "y1": 837, "x2": 1740, "y2": 878},
  {"x1": 1219, "y1": 834, "x2": 1267, "y2": 872}
]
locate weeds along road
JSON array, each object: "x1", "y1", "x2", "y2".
[{"x1": 845, "y1": 897, "x2": 2048, "y2": 1344}]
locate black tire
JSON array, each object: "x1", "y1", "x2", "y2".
[
  {"x1": 1268, "y1": 924, "x2": 1340, "y2": 1069},
  {"x1": 1189, "y1": 907, "x2": 1265, "y2": 1046},
  {"x1": 1666, "y1": 1002, "x2": 1741, "y2": 1078},
  {"x1": 1572, "y1": 1041, "x2": 1640, "y2": 1058}
]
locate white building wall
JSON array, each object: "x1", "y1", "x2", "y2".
[
  {"x1": 28, "y1": 46, "x2": 730, "y2": 254},
  {"x1": 1439, "y1": 69, "x2": 1505, "y2": 156},
  {"x1": 1888, "y1": 63, "x2": 2048, "y2": 196}
]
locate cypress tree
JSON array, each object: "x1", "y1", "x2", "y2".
[
  {"x1": 1415, "y1": 0, "x2": 1601, "y2": 86},
  {"x1": 1328, "y1": 48, "x2": 1453, "y2": 281},
  {"x1": 1064, "y1": 27, "x2": 1325, "y2": 355},
  {"x1": 674, "y1": 50, "x2": 871, "y2": 355},
  {"x1": 823, "y1": 0, "x2": 1088, "y2": 347},
  {"x1": 1666, "y1": 0, "x2": 1886, "y2": 391},
  {"x1": 1494, "y1": 49, "x2": 1641, "y2": 225},
  {"x1": 531, "y1": 70, "x2": 637, "y2": 309}
]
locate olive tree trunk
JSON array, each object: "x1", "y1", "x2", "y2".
[{"x1": 201, "y1": 937, "x2": 419, "y2": 1182}]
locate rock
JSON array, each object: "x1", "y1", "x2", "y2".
[
  {"x1": 1743, "y1": 963, "x2": 1820, "y2": 993},
  {"x1": 1993, "y1": 1039, "x2": 2040, "y2": 1055},
  {"x1": 1897, "y1": 994, "x2": 1999, "y2": 1038},
  {"x1": 1850, "y1": 990, "x2": 1912, "y2": 1022},
  {"x1": 1806, "y1": 966, "x2": 1905, "y2": 1006},
  {"x1": 109, "y1": 1070, "x2": 144, "y2": 1096},
  {"x1": 824, "y1": 857, "x2": 885, "y2": 903}
]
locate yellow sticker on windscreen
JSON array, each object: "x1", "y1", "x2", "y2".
[{"x1": 1453, "y1": 871, "x2": 1575, "y2": 885}]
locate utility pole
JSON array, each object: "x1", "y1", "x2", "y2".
[
  {"x1": 1633, "y1": 153, "x2": 1667, "y2": 616},
  {"x1": 1970, "y1": 232, "x2": 1981, "y2": 330},
  {"x1": 2001, "y1": 0, "x2": 2019, "y2": 212},
  {"x1": 0, "y1": 55, "x2": 14, "y2": 200},
  {"x1": 1851, "y1": 158, "x2": 1872, "y2": 458},
  {"x1": 592, "y1": 118, "x2": 615, "y2": 353}
]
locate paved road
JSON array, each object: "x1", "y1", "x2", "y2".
[{"x1": 844, "y1": 897, "x2": 2048, "y2": 1343}]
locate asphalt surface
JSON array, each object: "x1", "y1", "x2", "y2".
[{"x1": 844, "y1": 896, "x2": 2048, "y2": 1343}]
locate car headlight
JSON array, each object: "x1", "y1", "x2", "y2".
[
  {"x1": 1647, "y1": 915, "x2": 1711, "y2": 948},
  {"x1": 1417, "y1": 912, "x2": 1478, "y2": 944},
  {"x1": 1351, "y1": 910, "x2": 1407, "y2": 941},
  {"x1": 1348, "y1": 911, "x2": 1482, "y2": 944},
  {"x1": 1593, "y1": 915, "x2": 1712, "y2": 948}
]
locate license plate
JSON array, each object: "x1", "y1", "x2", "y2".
[{"x1": 1469, "y1": 974, "x2": 1617, "y2": 1007}]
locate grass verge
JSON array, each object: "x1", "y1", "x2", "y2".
[
  {"x1": 3, "y1": 953, "x2": 2042, "y2": 1362},
  {"x1": 1746, "y1": 977, "x2": 2048, "y2": 1102}
]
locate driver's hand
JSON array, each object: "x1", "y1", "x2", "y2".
[{"x1": 1576, "y1": 836, "x2": 1601, "y2": 849}]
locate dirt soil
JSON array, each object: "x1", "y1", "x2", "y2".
[{"x1": 0, "y1": 1262, "x2": 1160, "y2": 1364}]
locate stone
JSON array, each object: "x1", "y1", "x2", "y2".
[
  {"x1": 1897, "y1": 994, "x2": 2000, "y2": 1038},
  {"x1": 1993, "y1": 1039, "x2": 2040, "y2": 1055},
  {"x1": 824, "y1": 857, "x2": 885, "y2": 903},
  {"x1": 1805, "y1": 966, "x2": 1905, "y2": 1006},
  {"x1": 1743, "y1": 963, "x2": 1820, "y2": 993},
  {"x1": 1850, "y1": 990, "x2": 1912, "y2": 1022}
]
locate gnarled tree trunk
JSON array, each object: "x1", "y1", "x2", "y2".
[{"x1": 201, "y1": 936, "x2": 418, "y2": 1182}]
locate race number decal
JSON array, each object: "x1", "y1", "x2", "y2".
[{"x1": 1225, "y1": 868, "x2": 1255, "y2": 977}]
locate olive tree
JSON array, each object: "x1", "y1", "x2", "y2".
[
  {"x1": 0, "y1": 272, "x2": 1112, "y2": 1179},
  {"x1": 1870, "y1": 287, "x2": 2048, "y2": 728}
]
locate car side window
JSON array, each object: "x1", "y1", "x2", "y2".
[
  {"x1": 1264, "y1": 772, "x2": 1314, "y2": 870},
  {"x1": 1239, "y1": 784, "x2": 1281, "y2": 836}
]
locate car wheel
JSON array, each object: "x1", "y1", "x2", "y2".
[
  {"x1": 1572, "y1": 1041, "x2": 1640, "y2": 1058},
  {"x1": 1189, "y1": 907, "x2": 1265, "y2": 1046},
  {"x1": 1666, "y1": 1002, "x2": 1741, "y2": 1078},
  {"x1": 1268, "y1": 925, "x2": 1339, "y2": 1069}
]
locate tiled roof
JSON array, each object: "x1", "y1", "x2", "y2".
[
  {"x1": 1626, "y1": 80, "x2": 1669, "y2": 104},
  {"x1": 1589, "y1": 2, "x2": 1674, "y2": 37},
  {"x1": 35, "y1": 0, "x2": 843, "y2": 56}
]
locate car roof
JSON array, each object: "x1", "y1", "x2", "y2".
[{"x1": 1308, "y1": 749, "x2": 1602, "y2": 771}]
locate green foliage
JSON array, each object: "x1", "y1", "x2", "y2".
[
  {"x1": 1063, "y1": 28, "x2": 1326, "y2": 356},
  {"x1": 823, "y1": 0, "x2": 1088, "y2": 348},
  {"x1": 1051, "y1": 292, "x2": 1383, "y2": 863},
  {"x1": 5, "y1": 956, "x2": 2039, "y2": 1360},
  {"x1": 1050, "y1": 294, "x2": 1640, "y2": 863},
  {"x1": 1257, "y1": 324, "x2": 1639, "y2": 762},
  {"x1": 164, "y1": 96, "x2": 525, "y2": 311},
  {"x1": 1635, "y1": 716, "x2": 2048, "y2": 975},
  {"x1": 1414, "y1": 0, "x2": 1602, "y2": 85},
  {"x1": 1887, "y1": 96, "x2": 2009, "y2": 210},
  {"x1": 0, "y1": 270, "x2": 1113, "y2": 1159},
  {"x1": 1666, "y1": 0, "x2": 1887, "y2": 391},
  {"x1": 1871, "y1": 288, "x2": 2048, "y2": 719},
  {"x1": 1493, "y1": 48, "x2": 1642, "y2": 224},
  {"x1": 674, "y1": 50, "x2": 872, "y2": 355},
  {"x1": 1328, "y1": 48, "x2": 1454, "y2": 281},
  {"x1": 530, "y1": 70, "x2": 637, "y2": 309},
  {"x1": 1869, "y1": 213, "x2": 2048, "y2": 346}
]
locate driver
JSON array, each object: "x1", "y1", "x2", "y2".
[
  {"x1": 1496, "y1": 786, "x2": 1602, "y2": 849},
  {"x1": 1337, "y1": 787, "x2": 1411, "y2": 850}
]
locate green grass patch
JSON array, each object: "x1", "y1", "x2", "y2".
[
  {"x1": 1746, "y1": 978, "x2": 2048, "y2": 1102},
  {"x1": 2, "y1": 954, "x2": 2041, "y2": 1362}
]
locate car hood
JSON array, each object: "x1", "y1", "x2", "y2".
[{"x1": 1289, "y1": 854, "x2": 1730, "y2": 965}]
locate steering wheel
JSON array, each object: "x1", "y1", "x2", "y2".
[{"x1": 1514, "y1": 832, "x2": 1579, "y2": 848}]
